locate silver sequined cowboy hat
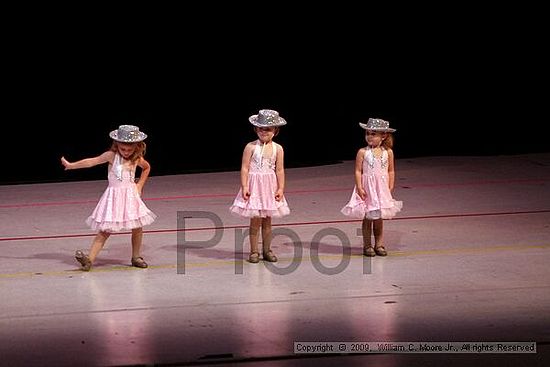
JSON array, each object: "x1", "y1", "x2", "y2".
[
  {"x1": 249, "y1": 109, "x2": 287, "y2": 127},
  {"x1": 359, "y1": 118, "x2": 396, "y2": 133},
  {"x1": 109, "y1": 125, "x2": 148, "y2": 142}
]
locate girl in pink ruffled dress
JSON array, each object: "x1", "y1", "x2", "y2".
[
  {"x1": 61, "y1": 125, "x2": 156, "y2": 271},
  {"x1": 341, "y1": 118, "x2": 402, "y2": 257},
  {"x1": 230, "y1": 109, "x2": 290, "y2": 263}
]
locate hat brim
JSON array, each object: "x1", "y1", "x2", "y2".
[
  {"x1": 358, "y1": 123, "x2": 396, "y2": 132},
  {"x1": 109, "y1": 130, "x2": 148, "y2": 143},
  {"x1": 249, "y1": 115, "x2": 287, "y2": 127}
]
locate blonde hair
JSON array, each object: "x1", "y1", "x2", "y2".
[{"x1": 110, "y1": 141, "x2": 146, "y2": 163}]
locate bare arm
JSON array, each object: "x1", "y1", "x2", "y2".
[
  {"x1": 355, "y1": 148, "x2": 366, "y2": 200},
  {"x1": 240, "y1": 143, "x2": 254, "y2": 200},
  {"x1": 135, "y1": 157, "x2": 151, "y2": 196},
  {"x1": 274, "y1": 143, "x2": 285, "y2": 201},
  {"x1": 387, "y1": 148, "x2": 395, "y2": 192},
  {"x1": 61, "y1": 151, "x2": 114, "y2": 170}
]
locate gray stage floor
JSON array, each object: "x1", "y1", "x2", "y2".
[{"x1": 1, "y1": 153, "x2": 549, "y2": 366}]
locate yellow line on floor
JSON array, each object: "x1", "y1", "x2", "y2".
[
  {"x1": 390, "y1": 244, "x2": 550, "y2": 256},
  {"x1": 1, "y1": 244, "x2": 548, "y2": 279}
]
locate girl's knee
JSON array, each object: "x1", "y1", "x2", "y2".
[
  {"x1": 98, "y1": 231, "x2": 111, "y2": 239},
  {"x1": 250, "y1": 218, "x2": 262, "y2": 226}
]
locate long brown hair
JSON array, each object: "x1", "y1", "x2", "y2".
[{"x1": 382, "y1": 133, "x2": 394, "y2": 149}]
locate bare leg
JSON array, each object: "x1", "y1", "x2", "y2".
[
  {"x1": 261, "y1": 217, "x2": 272, "y2": 252},
  {"x1": 248, "y1": 218, "x2": 261, "y2": 263},
  {"x1": 362, "y1": 219, "x2": 375, "y2": 256},
  {"x1": 261, "y1": 217, "x2": 277, "y2": 262},
  {"x1": 89, "y1": 231, "x2": 110, "y2": 263},
  {"x1": 249, "y1": 218, "x2": 261, "y2": 254},
  {"x1": 131, "y1": 227, "x2": 148, "y2": 268},
  {"x1": 373, "y1": 219, "x2": 384, "y2": 247},
  {"x1": 373, "y1": 219, "x2": 387, "y2": 256},
  {"x1": 76, "y1": 231, "x2": 110, "y2": 271},
  {"x1": 131, "y1": 227, "x2": 143, "y2": 259},
  {"x1": 361, "y1": 219, "x2": 373, "y2": 247}
]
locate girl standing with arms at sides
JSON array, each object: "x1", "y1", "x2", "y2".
[
  {"x1": 230, "y1": 109, "x2": 290, "y2": 263},
  {"x1": 341, "y1": 118, "x2": 402, "y2": 257},
  {"x1": 61, "y1": 125, "x2": 157, "y2": 271}
]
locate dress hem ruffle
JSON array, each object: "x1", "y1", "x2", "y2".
[
  {"x1": 229, "y1": 206, "x2": 290, "y2": 218},
  {"x1": 86, "y1": 212, "x2": 157, "y2": 232},
  {"x1": 341, "y1": 200, "x2": 403, "y2": 220}
]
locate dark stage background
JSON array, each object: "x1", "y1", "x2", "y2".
[{"x1": 3, "y1": 8, "x2": 547, "y2": 185}]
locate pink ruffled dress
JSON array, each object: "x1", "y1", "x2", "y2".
[
  {"x1": 86, "y1": 153, "x2": 157, "y2": 232},
  {"x1": 341, "y1": 146, "x2": 402, "y2": 220},
  {"x1": 230, "y1": 140, "x2": 290, "y2": 218}
]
